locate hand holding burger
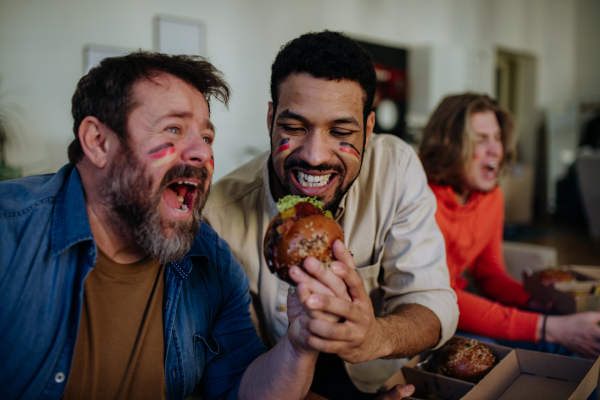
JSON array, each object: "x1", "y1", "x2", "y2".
[{"x1": 264, "y1": 195, "x2": 345, "y2": 285}]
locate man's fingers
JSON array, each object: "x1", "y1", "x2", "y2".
[
  {"x1": 375, "y1": 384, "x2": 415, "y2": 400},
  {"x1": 302, "y1": 257, "x2": 351, "y2": 301},
  {"x1": 289, "y1": 265, "x2": 336, "y2": 297},
  {"x1": 296, "y1": 282, "x2": 342, "y2": 323},
  {"x1": 305, "y1": 293, "x2": 357, "y2": 322},
  {"x1": 332, "y1": 239, "x2": 354, "y2": 268}
]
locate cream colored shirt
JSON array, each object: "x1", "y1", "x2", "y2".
[{"x1": 203, "y1": 134, "x2": 458, "y2": 392}]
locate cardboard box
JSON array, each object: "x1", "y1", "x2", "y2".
[
  {"x1": 462, "y1": 349, "x2": 599, "y2": 400},
  {"x1": 523, "y1": 266, "x2": 600, "y2": 314},
  {"x1": 380, "y1": 337, "x2": 599, "y2": 400},
  {"x1": 380, "y1": 339, "x2": 513, "y2": 400}
]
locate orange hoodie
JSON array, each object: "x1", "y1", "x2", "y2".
[{"x1": 430, "y1": 183, "x2": 540, "y2": 342}]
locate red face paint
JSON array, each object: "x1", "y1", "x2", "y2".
[
  {"x1": 339, "y1": 142, "x2": 360, "y2": 160},
  {"x1": 206, "y1": 158, "x2": 214, "y2": 175},
  {"x1": 273, "y1": 138, "x2": 291, "y2": 162},
  {"x1": 150, "y1": 146, "x2": 176, "y2": 160},
  {"x1": 148, "y1": 143, "x2": 177, "y2": 167}
]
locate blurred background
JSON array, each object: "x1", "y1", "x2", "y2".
[{"x1": 1, "y1": 0, "x2": 599, "y2": 265}]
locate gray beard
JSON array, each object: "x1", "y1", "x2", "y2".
[{"x1": 100, "y1": 145, "x2": 209, "y2": 264}]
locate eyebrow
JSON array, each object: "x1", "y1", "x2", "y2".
[
  {"x1": 276, "y1": 109, "x2": 360, "y2": 128},
  {"x1": 155, "y1": 112, "x2": 216, "y2": 133}
]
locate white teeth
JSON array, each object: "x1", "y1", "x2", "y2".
[
  {"x1": 175, "y1": 180, "x2": 198, "y2": 186},
  {"x1": 181, "y1": 204, "x2": 188, "y2": 211},
  {"x1": 297, "y1": 172, "x2": 331, "y2": 187}
]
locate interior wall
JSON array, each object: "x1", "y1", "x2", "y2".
[{"x1": 0, "y1": 0, "x2": 597, "y2": 181}]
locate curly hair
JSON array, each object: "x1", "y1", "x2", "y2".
[
  {"x1": 68, "y1": 51, "x2": 230, "y2": 164},
  {"x1": 270, "y1": 30, "x2": 376, "y2": 126},
  {"x1": 419, "y1": 93, "x2": 516, "y2": 191}
]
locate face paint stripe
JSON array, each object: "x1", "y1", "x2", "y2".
[
  {"x1": 151, "y1": 152, "x2": 177, "y2": 168},
  {"x1": 206, "y1": 158, "x2": 214, "y2": 175},
  {"x1": 339, "y1": 143, "x2": 360, "y2": 160},
  {"x1": 273, "y1": 148, "x2": 291, "y2": 163},
  {"x1": 150, "y1": 146, "x2": 176, "y2": 160},
  {"x1": 274, "y1": 143, "x2": 290, "y2": 155}
]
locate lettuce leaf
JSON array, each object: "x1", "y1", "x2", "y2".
[{"x1": 276, "y1": 195, "x2": 323, "y2": 213}]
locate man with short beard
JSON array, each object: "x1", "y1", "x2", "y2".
[
  {"x1": 0, "y1": 52, "x2": 325, "y2": 400},
  {"x1": 203, "y1": 31, "x2": 459, "y2": 399}
]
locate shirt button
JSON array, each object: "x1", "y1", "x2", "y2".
[
  {"x1": 277, "y1": 304, "x2": 286, "y2": 312},
  {"x1": 55, "y1": 372, "x2": 65, "y2": 383}
]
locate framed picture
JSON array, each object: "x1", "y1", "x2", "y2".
[
  {"x1": 83, "y1": 44, "x2": 135, "y2": 74},
  {"x1": 153, "y1": 14, "x2": 206, "y2": 57},
  {"x1": 355, "y1": 39, "x2": 408, "y2": 141}
]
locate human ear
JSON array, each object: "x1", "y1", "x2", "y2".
[
  {"x1": 364, "y1": 111, "x2": 375, "y2": 149},
  {"x1": 78, "y1": 116, "x2": 112, "y2": 169},
  {"x1": 267, "y1": 102, "x2": 274, "y2": 137}
]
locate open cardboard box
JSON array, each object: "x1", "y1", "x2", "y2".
[
  {"x1": 380, "y1": 337, "x2": 599, "y2": 400},
  {"x1": 461, "y1": 349, "x2": 599, "y2": 400},
  {"x1": 379, "y1": 338, "x2": 513, "y2": 400},
  {"x1": 523, "y1": 265, "x2": 600, "y2": 314}
]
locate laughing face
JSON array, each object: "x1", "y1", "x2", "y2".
[
  {"x1": 268, "y1": 73, "x2": 374, "y2": 211},
  {"x1": 101, "y1": 73, "x2": 215, "y2": 262},
  {"x1": 462, "y1": 110, "x2": 504, "y2": 196}
]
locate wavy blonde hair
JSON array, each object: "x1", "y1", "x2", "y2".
[{"x1": 419, "y1": 93, "x2": 516, "y2": 192}]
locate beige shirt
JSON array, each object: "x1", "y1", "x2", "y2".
[{"x1": 203, "y1": 134, "x2": 458, "y2": 392}]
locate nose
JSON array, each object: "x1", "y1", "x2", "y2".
[
  {"x1": 297, "y1": 130, "x2": 332, "y2": 167},
  {"x1": 488, "y1": 139, "x2": 503, "y2": 158},
  {"x1": 180, "y1": 134, "x2": 212, "y2": 168}
]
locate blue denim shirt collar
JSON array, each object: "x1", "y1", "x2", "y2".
[
  {"x1": 50, "y1": 165, "x2": 209, "y2": 280},
  {"x1": 50, "y1": 165, "x2": 94, "y2": 259}
]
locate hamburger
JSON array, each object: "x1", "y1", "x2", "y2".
[
  {"x1": 438, "y1": 338, "x2": 496, "y2": 383},
  {"x1": 537, "y1": 268, "x2": 573, "y2": 286},
  {"x1": 263, "y1": 195, "x2": 344, "y2": 285}
]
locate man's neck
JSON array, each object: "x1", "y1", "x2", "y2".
[
  {"x1": 267, "y1": 157, "x2": 286, "y2": 203},
  {"x1": 77, "y1": 163, "x2": 148, "y2": 264}
]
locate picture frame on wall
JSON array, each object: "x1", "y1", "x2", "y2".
[{"x1": 153, "y1": 14, "x2": 206, "y2": 57}]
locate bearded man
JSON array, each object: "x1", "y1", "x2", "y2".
[
  {"x1": 203, "y1": 31, "x2": 459, "y2": 400},
  {"x1": 0, "y1": 52, "x2": 325, "y2": 400}
]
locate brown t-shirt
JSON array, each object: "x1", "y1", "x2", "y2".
[{"x1": 62, "y1": 249, "x2": 167, "y2": 400}]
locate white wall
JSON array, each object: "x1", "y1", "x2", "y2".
[{"x1": 0, "y1": 0, "x2": 598, "y2": 180}]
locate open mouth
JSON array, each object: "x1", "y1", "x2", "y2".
[
  {"x1": 291, "y1": 170, "x2": 337, "y2": 193},
  {"x1": 162, "y1": 179, "x2": 200, "y2": 214},
  {"x1": 482, "y1": 162, "x2": 498, "y2": 179},
  {"x1": 296, "y1": 171, "x2": 332, "y2": 188}
]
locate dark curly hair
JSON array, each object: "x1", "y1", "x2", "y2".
[
  {"x1": 68, "y1": 51, "x2": 230, "y2": 164},
  {"x1": 270, "y1": 30, "x2": 376, "y2": 126}
]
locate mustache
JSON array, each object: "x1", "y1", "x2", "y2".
[
  {"x1": 283, "y1": 158, "x2": 344, "y2": 175},
  {"x1": 159, "y1": 163, "x2": 209, "y2": 191}
]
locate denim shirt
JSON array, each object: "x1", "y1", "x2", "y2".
[{"x1": 0, "y1": 164, "x2": 267, "y2": 400}]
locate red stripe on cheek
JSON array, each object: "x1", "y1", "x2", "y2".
[
  {"x1": 274, "y1": 143, "x2": 290, "y2": 155},
  {"x1": 273, "y1": 149, "x2": 291, "y2": 163},
  {"x1": 339, "y1": 146, "x2": 360, "y2": 159},
  {"x1": 150, "y1": 146, "x2": 176, "y2": 160}
]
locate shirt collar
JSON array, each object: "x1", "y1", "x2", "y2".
[{"x1": 50, "y1": 165, "x2": 95, "y2": 258}]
